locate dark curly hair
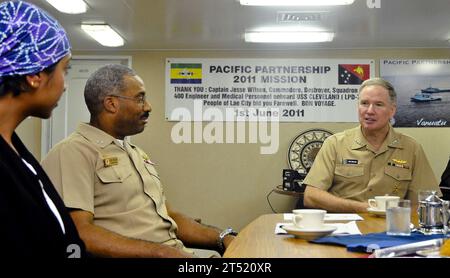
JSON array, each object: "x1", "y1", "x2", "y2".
[{"x1": 0, "y1": 61, "x2": 59, "y2": 97}]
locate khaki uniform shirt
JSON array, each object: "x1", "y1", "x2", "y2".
[
  {"x1": 42, "y1": 123, "x2": 188, "y2": 252},
  {"x1": 303, "y1": 125, "x2": 441, "y2": 202}
]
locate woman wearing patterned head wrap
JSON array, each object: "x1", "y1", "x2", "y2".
[{"x1": 0, "y1": 1, "x2": 85, "y2": 258}]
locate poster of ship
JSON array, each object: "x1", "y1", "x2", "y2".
[{"x1": 381, "y1": 59, "x2": 450, "y2": 127}]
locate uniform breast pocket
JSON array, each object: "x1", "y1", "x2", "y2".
[
  {"x1": 384, "y1": 166, "x2": 412, "y2": 196},
  {"x1": 96, "y1": 166, "x2": 131, "y2": 184},
  {"x1": 334, "y1": 164, "x2": 365, "y2": 178},
  {"x1": 384, "y1": 166, "x2": 412, "y2": 181}
]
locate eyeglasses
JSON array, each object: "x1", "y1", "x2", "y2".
[{"x1": 108, "y1": 94, "x2": 146, "y2": 106}]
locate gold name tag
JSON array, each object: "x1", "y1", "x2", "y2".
[{"x1": 103, "y1": 157, "x2": 118, "y2": 167}]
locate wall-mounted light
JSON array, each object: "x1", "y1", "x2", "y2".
[
  {"x1": 46, "y1": 0, "x2": 88, "y2": 14},
  {"x1": 81, "y1": 24, "x2": 125, "y2": 47},
  {"x1": 239, "y1": 0, "x2": 354, "y2": 6},
  {"x1": 245, "y1": 31, "x2": 334, "y2": 43}
]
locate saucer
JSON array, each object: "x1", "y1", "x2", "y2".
[
  {"x1": 367, "y1": 207, "x2": 386, "y2": 217},
  {"x1": 281, "y1": 224, "x2": 337, "y2": 241}
]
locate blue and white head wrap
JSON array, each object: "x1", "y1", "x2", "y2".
[{"x1": 0, "y1": 1, "x2": 71, "y2": 82}]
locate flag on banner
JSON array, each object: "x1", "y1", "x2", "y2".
[
  {"x1": 338, "y1": 64, "x2": 370, "y2": 85},
  {"x1": 170, "y1": 63, "x2": 202, "y2": 84}
]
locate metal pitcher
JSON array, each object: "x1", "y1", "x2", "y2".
[{"x1": 417, "y1": 191, "x2": 450, "y2": 235}]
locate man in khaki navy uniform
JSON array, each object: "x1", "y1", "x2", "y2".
[
  {"x1": 303, "y1": 78, "x2": 441, "y2": 213},
  {"x1": 42, "y1": 65, "x2": 236, "y2": 257}
]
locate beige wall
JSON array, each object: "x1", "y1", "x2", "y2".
[{"x1": 18, "y1": 48, "x2": 450, "y2": 231}]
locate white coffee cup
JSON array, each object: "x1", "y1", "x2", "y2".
[
  {"x1": 292, "y1": 209, "x2": 326, "y2": 229},
  {"x1": 368, "y1": 195, "x2": 400, "y2": 211}
]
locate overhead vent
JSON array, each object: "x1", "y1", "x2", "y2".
[{"x1": 277, "y1": 12, "x2": 323, "y2": 24}]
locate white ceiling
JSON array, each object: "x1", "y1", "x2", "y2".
[{"x1": 26, "y1": 0, "x2": 450, "y2": 51}]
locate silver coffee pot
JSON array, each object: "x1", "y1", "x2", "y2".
[{"x1": 417, "y1": 191, "x2": 450, "y2": 235}]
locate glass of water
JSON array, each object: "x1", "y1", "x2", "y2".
[{"x1": 386, "y1": 199, "x2": 411, "y2": 236}]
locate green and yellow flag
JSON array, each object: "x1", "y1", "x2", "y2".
[{"x1": 170, "y1": 63, "x2": 202, "y2": 84}]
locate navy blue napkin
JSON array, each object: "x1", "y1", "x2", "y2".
[{"x1": 311, "y1": 231, "x2": 448, "y2": 253}]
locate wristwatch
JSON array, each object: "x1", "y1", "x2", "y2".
[{"x1": 217, "y1": 227, "x2": 238, "y2": 253}]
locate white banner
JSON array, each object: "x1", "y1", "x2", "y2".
[{"x1": 165, "y1": 58, "x2": 374, "y2": 122}]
